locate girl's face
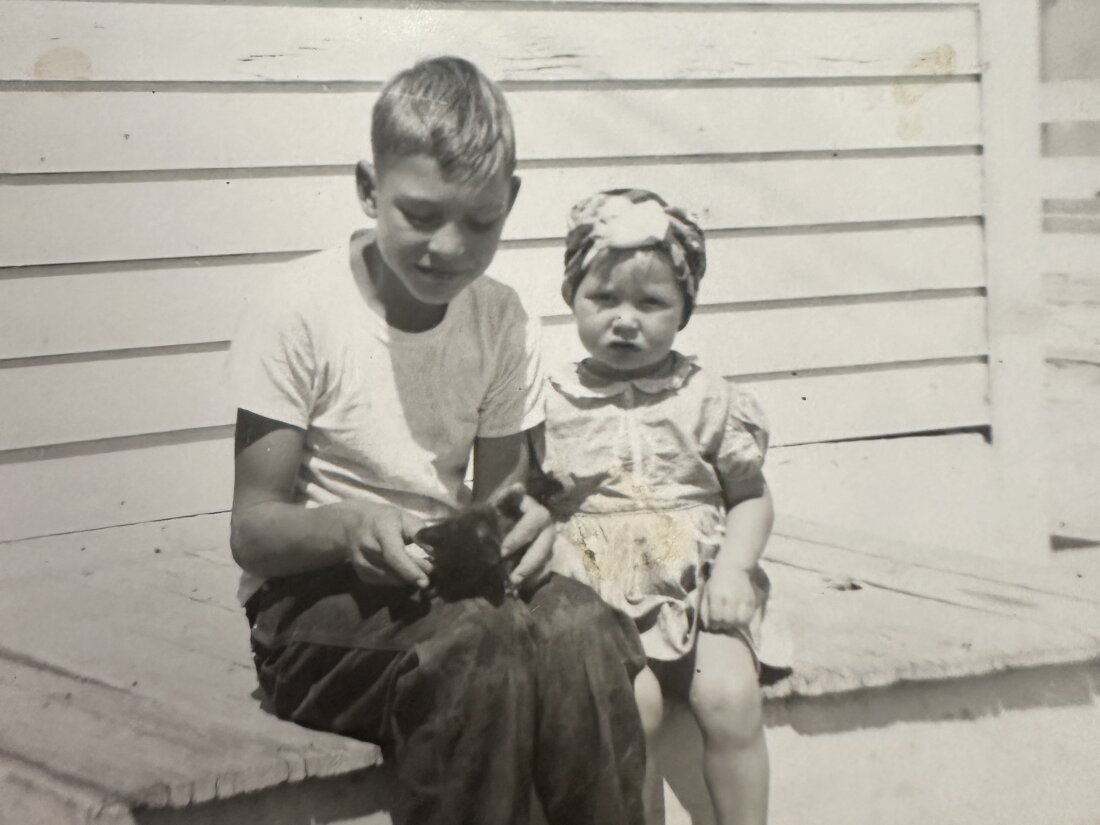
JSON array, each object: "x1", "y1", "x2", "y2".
[{"x1": 572, "y1": 249, "x2": 685, "y2": 379}]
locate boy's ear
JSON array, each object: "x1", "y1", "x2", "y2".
[
  {"x1": 356, "y1": 160, "x2": 379, "y2": 218},
  {"x1": 506, "y1": 175, "x2": 522, "y2": 214}
]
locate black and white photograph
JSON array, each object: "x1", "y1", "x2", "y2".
[{"x1": 0, "y1": 1, "x2": 1098, "y2": 823}]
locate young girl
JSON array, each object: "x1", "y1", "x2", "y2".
[{"x1": 542, "y1": 189, "x2": 776, "y2": 825}]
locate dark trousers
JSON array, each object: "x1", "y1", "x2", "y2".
[{"x1": 246, "y1": 568, "x2": 647, "y2": 825}]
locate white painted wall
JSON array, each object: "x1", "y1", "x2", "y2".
[{"x1": 0, "y1": 1, "x2": 1027, "y2": 549}]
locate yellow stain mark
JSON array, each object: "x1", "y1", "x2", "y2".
[
  {"x1": 894, "y1": 44, "x2": 956, "y2": 107},
  {"x1": 33, "y1": 47, "x2": 92, "y2": 80}
]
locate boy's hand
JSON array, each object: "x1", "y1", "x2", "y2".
[
  {"x1": 496, "y1": 485, "x2": 556, "y2": 589},
  {"x1": 333, "y1": 500, "x2": 431, "y2": 588},
  {"x1": 700, "y1": 566, "x2": 757, "y2": 634}
]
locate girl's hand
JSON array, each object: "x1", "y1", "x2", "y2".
[
  {"x1": 332, "y1": 500, "x2": 430, "y2": 588},
  {"x1": 700, "y1": 566, "x2": 757, "y2": 634},
  {"x1": 545, "y1": 533, "x2": 594, "y2": 587}
]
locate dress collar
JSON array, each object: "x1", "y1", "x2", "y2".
[{"x1": 548, "y1": 351, "x2": 700, "y2": 400}]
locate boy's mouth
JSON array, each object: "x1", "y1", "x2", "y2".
[{"x1": 415, "y1": 265, "x2": 463, "y2": 282}]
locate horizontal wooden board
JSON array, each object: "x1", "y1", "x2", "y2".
[
  {"x1": 1041, "y1": 233, "x2": 1100, "y2": 274},
  {"x1": 499, "y1": 221, "x2": 987, "y2": 319},
  {"x1": 1043, "y1": 121, "x2": 1100, "y2": 158},
  {"x1": 0, "y1": 154, "x2": 984, "y2": 267},
  {"x1": 0, "y1": 80, "x2": 982, "y2": 173},
  {"x1": 1, "y1": 294, "x2": 987, "y2": 450},
  {"x1": 744, "y1": 360, "x2": 989, "y2": 446},
  {"x1": 544, "y1": 293, "x2": 988, "y2": 375},
  {"x1": 0, "y1": 222, "x2": 985, "y2": 359},
  {"x1": 1039, "y1": 157, "x2": 1100, "y2": 199},
  {"x1": 0, "y1": 253, "x2": 307, "y2": 359},
  {"x1": 0, "y1": 361, "x2": 988, "y2": 541},
  {"x1": 0, "y1": 435, "x2": 233, "y2": 542},
  {"x1": 2, "y1": 2, "x2": 979, "y2": 83},
  {"x1": 1041, "y1": 79, "x2": 1100, "y2": 123},
  {"x1": 471, "y1": 1, "x2": 975, "y2": 4}
]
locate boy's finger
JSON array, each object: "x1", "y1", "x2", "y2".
[
  {"x1": 509, "y1": 522, "x2": 555, "y2": 587},
  {"x1": 501, "y1": 496, "x2": 551, "y2": 557},
  {"x1": 347, "y1": 549, "x2": 405, "y2": 586},
  {"x1": 375, "y1": 527, "x2": 430, "y2": 589}
]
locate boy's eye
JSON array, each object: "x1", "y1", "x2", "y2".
[
  {"x1": 588, "y1": 291, "x2": 615, "y2": 304},
  {"x1": 400, "y1": 208, "x2": 439, "y2": 228},
  {"x1": 467, "y1": 216, "x2": 501, "y2": 233},
  {"x1": 641, "y1": 297, "x2": 669, "y2": 309}
]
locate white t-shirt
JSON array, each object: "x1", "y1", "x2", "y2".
[{"x1": 230, "y1": 232, "x2": 546, "y2": 603}]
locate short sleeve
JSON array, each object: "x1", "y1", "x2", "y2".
[
  {"x1": 229, "y1": 295, "x2": 317, "y2": 430},
  {"x1": 714, "y1": 381, "x2": 770, "y2": 486},
  {"x1": 477, "y1": 303, "x2": 547, "y2": 438}
]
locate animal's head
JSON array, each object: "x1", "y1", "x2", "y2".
[{"x1": 414, "y1": 488, "x2": 525, "y2": 576}]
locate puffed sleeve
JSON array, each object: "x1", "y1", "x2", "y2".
[{"x1": 714, "y1": 381, "x2": 770, "y2": 487}]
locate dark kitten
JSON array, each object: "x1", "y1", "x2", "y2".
[{"x1": 415, "y1": 488, "x2": 525, "y2": 603}]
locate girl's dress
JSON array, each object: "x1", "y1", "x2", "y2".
[{"x1": 543, "y1": 351, "x2": 773, "y2": 662}]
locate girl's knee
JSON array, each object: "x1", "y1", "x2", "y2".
[{"x1": 689, "y1": 634, "x2": 763, "y2": 743}]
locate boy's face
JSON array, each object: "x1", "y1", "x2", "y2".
[
  {"x1": 572, "y1": 249, "x2": 684, "y2": 379},
  {"x1": 359, "y1": 155, "x2": 520, "y2": 306}
]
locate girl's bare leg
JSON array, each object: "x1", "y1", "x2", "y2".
[
  {"x1": 634, "y1": 665, "x2": 666, "y2": 825},
  {"x1": 688, "y1": 631, "x2": 768, "y2": 825}
]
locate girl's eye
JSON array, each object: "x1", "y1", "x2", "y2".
[
  {"x1": 641, "y1": 297, "x2": 669, "y2": 309},
  {"x1": 588, "y1": 292, "x2": 615, "y2": 304}
]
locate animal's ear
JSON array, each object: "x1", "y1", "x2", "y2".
[
  {"x1": 415, "y1": 523, "x2": 445, "y2": 551},
  {"x1": 495, "y1": 487, "x2": 526, "y2": 522}
]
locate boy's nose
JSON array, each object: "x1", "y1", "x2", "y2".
[{"x1": 427, "y1": 222, "x2": 466, "y2": 259}]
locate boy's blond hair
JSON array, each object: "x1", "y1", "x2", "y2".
[{"x1": 372, "y1": 56, "x2": 516, "y2": 183}]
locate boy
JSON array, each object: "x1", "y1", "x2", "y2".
[{"x1": 229, "y1": 57, "x2": 647, "y2": 825}]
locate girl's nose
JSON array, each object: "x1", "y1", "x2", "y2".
[
  {"x1": 612, "y1": 313, "x2": 640, "y2": 335},
  {"x1": 427, "y1": 222, "x2": 466, "y2": 259}
]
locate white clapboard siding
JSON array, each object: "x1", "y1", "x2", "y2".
[
  {"x1": 0, "y1": 293, "x2": 987, "y2": 450},
  {"x1": 0, "y1": 0, "x2": 995, "y2": 542},
  {"x1": 0, "y1": 359, "x2": 989, "y2": 543},
  {"x1": 1, "y1": 2, "x2": 979, "y2": 83},
  {"x1": 744, "y1": 359, "x2": 989, "y2": 447},
  {"x1": 0, "y1": 154, "x2": 983, "y2": 267},
  {"x1": 0, "y1": 222, "x2": 985, "y2": 360},
  {"x1": 0, "y1": 435, "x2": 234, "y2": 543},
  {"x1": 0, "y1": 80, "x2": 982, "y2": 174}
]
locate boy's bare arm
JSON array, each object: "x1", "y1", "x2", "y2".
[
  {"x1": 472, "y1": 427, "x2": 555, "y2": 586},
  {"x1": 231, "y1": 410, "x2": 429, "y2": 586}
]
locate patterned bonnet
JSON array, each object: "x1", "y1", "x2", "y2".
[{"x1": 562, "y1": 188, "x2": 707, "y2": 329}]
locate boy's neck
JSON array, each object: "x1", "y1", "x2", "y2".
[{"x1": 360, "y1": 241, "x2": 447, "y2": 333}]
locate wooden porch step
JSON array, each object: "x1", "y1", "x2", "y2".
[{"x1": 1, "y1": 513, "x2": 1098, "y2": 824}]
